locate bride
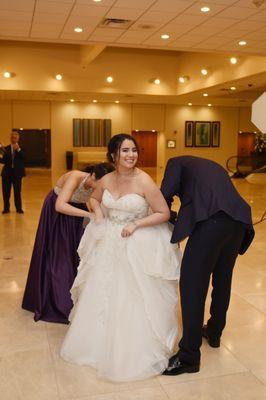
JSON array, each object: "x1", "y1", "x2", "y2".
[{"x1": 60, "y1": 133, "x2": 181, "y2": 382}]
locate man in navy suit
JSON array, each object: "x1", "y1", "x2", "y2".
[
  {"x1": 161, "y1": 156, "x2": 254, "y2": 376},
  {"x1": 0, "y1": 131, "x2": 26, "y2": 214}
]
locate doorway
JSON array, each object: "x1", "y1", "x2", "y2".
[
  {"x1": 238, "y1": 132, "x2": 255, "y2": 157},
  {"x1": 13, "y1": 129, "x2": 51, "y2": 168},
  {"x1": 132, "y1": 130, "x2": 157, "y2": 167}
]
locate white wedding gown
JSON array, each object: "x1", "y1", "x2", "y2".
[{"x1": 60, "y1": 189, "x2": 181, "y2": 382}]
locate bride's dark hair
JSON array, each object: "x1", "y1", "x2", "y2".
[{"x1": 107, "y1": 134, "x2": 139, "y2": 164}]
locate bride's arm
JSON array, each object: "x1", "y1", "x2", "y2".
[{"x1": 121, "y1": 174, "x2": 170, "y2": 237}]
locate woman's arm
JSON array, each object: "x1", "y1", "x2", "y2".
[
  {"x1": 55, "y1": 173, "x2": 91, "y2": 218},
  {"x1": 121, "y1": 174, "x2": 170, "y2": 237},
  {"x1": 89, "y1": 179, "x2": 105, "y2": 222}
]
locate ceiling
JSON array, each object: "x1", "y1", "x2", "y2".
[{"x1": 0, "y1": 0, "x2": 266, "y2": 56}]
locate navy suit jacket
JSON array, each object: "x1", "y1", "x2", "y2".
[
  {"x1": 0, "y1": 145, "x2": 26, "y2": 178},
  {"x1": 161, "y1": 156, "x2": 254, "y2": 255}
]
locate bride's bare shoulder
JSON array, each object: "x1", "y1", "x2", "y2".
[{"x1": 135, "y1": 169, "x2": 155, "y2": 186}]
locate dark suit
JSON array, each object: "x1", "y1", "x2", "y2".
[
  {"x1": 0, "y1": 144, "x2": 26, "y2": 211},
  {"x1": 161, "y1": 156, "x2": 254, "y2": 365}
]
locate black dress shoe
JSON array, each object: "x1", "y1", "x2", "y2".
[
  {"x1": 202, "y1": 325, "x2": 220, "y2": 348},
  {"x1": 16, "y1": 209, "x2": 24, "y2": 214},
  {"x1": 162, "y1": 355, "x2": 200, "y2": 376},
  {"x1": 2, "y1": 209, "x2": 10, "y2": 214}
]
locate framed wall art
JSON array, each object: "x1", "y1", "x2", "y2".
[
  {"x1": 195, "y1": 121, "x2": 211, "y2": 147},
  {"x1": 167, "y1": 139, "x2": 176, "y2": 148},
  {"x1": 185, "y1": 121, "x2": 194, "y2": 147},
  {"x1": 211, "y1": 121, "x2": 221, "y2": 147}
]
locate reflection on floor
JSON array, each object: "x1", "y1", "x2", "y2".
[{"x1": 0, "y1": 168, "x2": 265, "y2": 400}]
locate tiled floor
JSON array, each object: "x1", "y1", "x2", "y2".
[{"x1": 0, "y1": 168, "x2": 265, "y2": 400}]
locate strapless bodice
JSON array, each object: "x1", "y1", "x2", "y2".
[{"x1": 102, "y1": 189, "x2": 149, "y2": 224}]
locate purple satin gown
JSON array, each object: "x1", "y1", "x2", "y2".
[{"x1": 22, "y1": 177, "x2": 92, "y2": 324}]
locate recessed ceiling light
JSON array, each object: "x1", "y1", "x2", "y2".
[
  {"x1": 201, "y1": 68, "x2": 208, "y2": 76},
  {"x1": 154, "y1": 78, "x2": 160, "y2": 85},
  {"x1": 230, "y1": 57, "x2": 238, "y2": 64},
  {"x1": 201, "y1": 6, "x2": 210, "y2": 13},
  {"x1": 70, "y1": 99, "x2": 75, "y2": 102},
  {"x1": 203, "y1": 93, "x2": 208, "y2": 97},
  {"x1": 3, "y1": 71, "x2": 12, "y2": 78},
  {"x1": 135, "y1": 129, "x2": 139, "y2": 132},
  {"x1": 208, "y1": 103, "x2": 212, "y2": 107},
  {"x1": 55, "y1": 74, "x2": 62, "y2": 80},
  {"x1": 92, "y1": 99, "x2": 97, "y2": 103},
  {"x1": 178, "y1": 76, "x2": 189, "y2": 83},
  {"x1": 106, "y1": 76, "x2": 113, "y2": 83},
  {"x1": 230, "y1": 86, "x2": 236, "y2": 90},
  {"x1": 74, "y1": 27, "x2": 83, "y2": 33},
  {"x1": 161, "y1": 34, "x2": 170, "y2": 40},
  {"x1": 152, "y1": 129, "x2": 156, "y2": 132},
  {"x1": 238, "y1": 40, "x2": 247, "y2": 46},
  {"x1": 115, "y1": 100, "x2": 119, "y2": 103},
  {"x1": 188, "y1": 102, "x2": 192, "y2": 106},
  {"x1": 93, "y1": 0, "x2": 102, "y2": 2}
]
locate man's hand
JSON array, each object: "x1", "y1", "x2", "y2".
[{"x1": 12, "y1": 143, "x2": 20, "y2": 151}]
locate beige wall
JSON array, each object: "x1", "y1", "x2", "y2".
[
  {"x1": 164, "y1": 105, "x2": 239, "y2": 167},
  {"x1": 0, "y1": 100, "x2": 256, "y2": 182}
]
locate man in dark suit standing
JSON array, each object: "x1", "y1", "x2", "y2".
[
  {"x1": 161, "y1": 156, "x2": 254, "y2": 376},
  {"x1": 0, "y1": 131, "x2": 26, "y2": 214}
]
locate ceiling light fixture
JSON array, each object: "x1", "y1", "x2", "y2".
[
  {"x1": 201, "y1": 68, "x2": 208, "y2": 76},
  {"x1": 3, "y1": 71, "x2": 12, "y2": 78},
  {"x1": 154, "y1": 78, "x2": 160, "y2": 85},
  {"x1": 230, "y1": 86, "x2": 236, "y2": 90},
  {"x1": 203, "y1": 93, "x2": 208, "y2": 97},
  {"x1": 178, "y1": 76, "x2": 189, "y2": 83},
  {"x1": 208, "y1": 103, "x2": 212, "y2": 107},
  {"x1": 238, "y1": 40, "x2": 247, "y2": 46},
  {"x1": 230, "y1": 57, "x2": 238, "y2": 64},
  {"x1": 70, "y1": 99, "x2": 75, "y2": 102},
  {"x1": 115, "y1": 100, "x2": 119, "y2": 103},
  {"x1": 201, "y1": 6, "x2": 210, "y2": 13},
  {"x1": 106, "y1": 76, "x2": 113, "y2": 83},
  {"x1": 55, "y1": 74, "x2": 62, "y2": 80},
  {"x1": 92, "y1": 99, "x2": 97, "y2": 103},
  {"x1": 93, "y1": 0, "x2": 102, "y2": 2},
  {"x1": 188, "y1": 102, "x2": 192, "y2": 106},
  {"x1": 161, "y1": 34, "x2": 170, "y2": 40},
  {"x1": 74, "y1": 27, "x2": 83, "y2": 33}
]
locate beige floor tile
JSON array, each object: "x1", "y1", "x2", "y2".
[
  {"x1": 0, "y1": 313, "x2": 48, "y2": 356},
  {"x1": 163, "y1": 372, "x2": 266, "y2": 400},
  {"x1": 242, "y1": 294, "x2": 266, "y2": 314},
  {"x1": 252, "y1": 369, "x2": 266, "y2": 385},
  {"x1": 204, "y1": 292, "x2": 265, "y2": 328},
  {"x1": 53, "y1": 357, "x2": 160, "y2": 399},
  {"x1": 222, "y1": 322, "x2": 266, "y2": 370},
  {"x1": 68, "y1": 386, "x2": 169, "y2": 400},
  {"x1": 0, "y1": 348, "x2": 59, "y2": 400}
]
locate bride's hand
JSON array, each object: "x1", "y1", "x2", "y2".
[{"x1": 121, "y1": 222, "x2": 137, "y2": 238}]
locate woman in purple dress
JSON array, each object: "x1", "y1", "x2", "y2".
[{"x1": 22, "y1": 163, "x2": 114, "y2": 324}]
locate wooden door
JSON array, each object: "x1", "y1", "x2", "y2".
[
  {"x1": 132, "y1": 131, "x2": 157, "y2": 167},
  {"x1": 14, "y1": 129, "x2": 51, "y2": 167},
  {"x1": 238, "y1": 132, "x2": 255, "y2": 157}
]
